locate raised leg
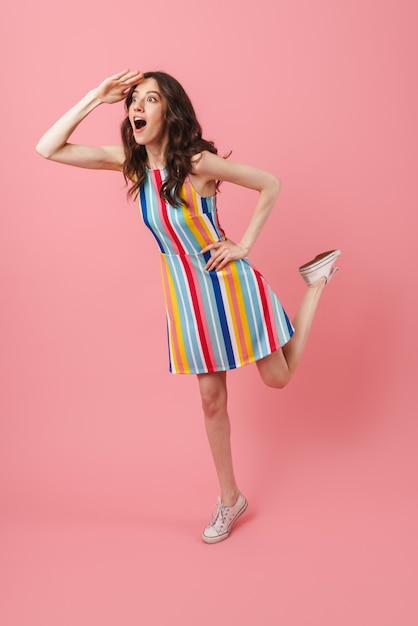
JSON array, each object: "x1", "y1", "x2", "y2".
[{"x1": 256, "y1": 277, "x2": 327, "y2": 388}]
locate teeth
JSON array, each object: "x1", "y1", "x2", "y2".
[{"x1": 134, "y1": 118, "x2": 146, "y2": 129}]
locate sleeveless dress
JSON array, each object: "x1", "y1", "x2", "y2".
[{"x1": 138, "y1": 168, "x2": 294, "y2": 374}]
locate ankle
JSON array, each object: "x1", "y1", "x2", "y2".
[
  {"x1": 307, "y1": 276, "x2": 326, "y2": 289},
  {"x1": 221, "y1": 490, "x2": 240, "y2": 507}
]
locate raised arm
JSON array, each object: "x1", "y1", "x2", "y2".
[
  {"x1": 35, "y1": 69, "x2": 143, "y2": 171},
  {"x1": 193, "y1": 151, "x2": 281, "y2": 270}
]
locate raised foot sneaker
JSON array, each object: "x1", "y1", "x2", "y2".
[
  {"x1": 202, "y1": 493, "x2": 248, "y2": 544},
  {"x1": 299, "y1": 249, "x2": 341, "y2": 285}
]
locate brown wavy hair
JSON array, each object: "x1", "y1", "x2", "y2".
[{"x1": 121, "y1": 71, "x2": 218, "y2": 207}]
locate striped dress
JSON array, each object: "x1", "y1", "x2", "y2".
[{"x1": 138, "y1": 168, "x2": 294, "y2": 374}]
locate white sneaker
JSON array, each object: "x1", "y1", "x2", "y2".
[
  {"x1": 299, "y1": 249, "x2": 341, "y2": 285},
  {"x1": 202, "y1": 493, "x2": 248, "y2": 544}
]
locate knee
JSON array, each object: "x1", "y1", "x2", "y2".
[
  {"x1": 262, "y1": 371, "x2": 292, "y2": 389},
  {"x1": 199, "y1": 383, "x2": 227, "y2": 418},
  {"x1": 256, "y1": 352, "x2": 293, "y2": 389}
]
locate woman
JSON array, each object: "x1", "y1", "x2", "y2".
[{"x1": 36, "y1": 69, "x2": 340, "y2": 544}]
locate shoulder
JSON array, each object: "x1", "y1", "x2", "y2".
[
  {"x1": 188, "y1": 152, "x2": 219, "y2": 197},
  {"x1": 190, "y1": 151, "x2": 231, "y2": 188},
  {"x1": 191, "y1": 150, "x2": 242, "y2": 184},
  {"x1": 191, "y1": 150, "x2": 223, "y2": 175}
]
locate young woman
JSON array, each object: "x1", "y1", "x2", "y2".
[{"x1": 36, "y1": 69, "x2": 340, "y2": 544}]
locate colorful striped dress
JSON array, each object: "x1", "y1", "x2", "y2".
[{"x1": 138, "y1": 168, "x2": 294, "y2": 374}]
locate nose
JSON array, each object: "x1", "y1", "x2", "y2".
[{"x1": 133, "y1": 99, "x2": 144, "y2": 112}]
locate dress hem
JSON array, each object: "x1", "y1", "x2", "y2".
[{"x1": 168, "y1": 331, "x2": 295, "y2": 375}]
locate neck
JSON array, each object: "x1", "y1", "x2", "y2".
[{"x1": 145, "y1": 139, "x2": 167, "y2": 170}]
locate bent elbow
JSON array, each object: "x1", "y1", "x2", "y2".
[
  {"x1": 35, "y1": 142, "x2": 51, "y2": 159},
  {"x1": 270, "y1": 174, "x2": 281, "y2": 199},
  {"x1": 35, "y1": 137, "x2": 59, "y2": 160}
]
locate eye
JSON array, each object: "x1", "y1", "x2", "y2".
[{"x1": 147, "y1": 96, "x2": 157, "y2": 102}]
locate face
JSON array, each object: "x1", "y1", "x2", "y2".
[{"x1": 128, "y1": 78, "x2": 168, "y2": 148}]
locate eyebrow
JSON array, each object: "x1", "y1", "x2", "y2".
[{"x1": 132, "y1": 90, "x2": 161, "y2": 97}]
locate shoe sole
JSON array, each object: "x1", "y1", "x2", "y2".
[
  {"x1": 202, "y1": 499, "x2": 248, "y2": 544},
  {"x1": 299, "y1": 249, "x2": 341, "y2": 274}
]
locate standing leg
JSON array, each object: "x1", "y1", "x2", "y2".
[
  {"x1": 198, "y1": 371, "x2": 248, "y2": 544},
  {"x1": 197, "y1": 371, "x2": 239, "y2": 506}
]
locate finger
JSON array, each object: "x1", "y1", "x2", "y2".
[
  {"x1": 206, "y1": 259, "x2": 217, "y2": 271},
  {"x1": 204, "y1": 255, "x2": 215, "y2": 270},
  {"x1": 205, "y1": 250, "x2": 226, "y2": 271},
  {"x1": 216, "y1": 252, "x2": 232, "y2": 271},
  {"x1": 205, "y1": 255, "x2": 219, "y2": 271},
  {"x1": 206, "y1": 258, "x2": 228, "y2": 272},
  {"x1": 122, "y1": 70, "x2": 143, "y2": 83},
  {"x1": 119, "y1": 77, "x2": 142, "y2": 91},
  {"x1": 110, "y1": 69, "x2": 132, "y2": 81},
  {"x1": 201, "y1": 242, "x2": 219, "y2": 254}
]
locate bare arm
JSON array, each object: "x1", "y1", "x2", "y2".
[
  {"x1": 193, "y1": 151, "x2": 281, "y2": 270},
  {"x1": 35, "y1": 69, "x2": 143, "y2": 171}
]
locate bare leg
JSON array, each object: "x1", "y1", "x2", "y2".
[
  {"x1": 197, "y1": 371, "x2": 239, "y2": 506},
  {"x1": 256, "y1": 278, "x2": 326, "y2": 388}
]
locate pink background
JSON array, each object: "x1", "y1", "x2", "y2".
[{"x1": 1, "y1": 0, "x2": 417, "y2": 624}]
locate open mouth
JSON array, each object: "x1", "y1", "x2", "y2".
[{"x1": 134, "y1": 118, "x2": 146, "y2": 130}]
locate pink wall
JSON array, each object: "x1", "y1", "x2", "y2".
[{"x1": 1, "y1": 0, "x2": 417, "y2": 624}]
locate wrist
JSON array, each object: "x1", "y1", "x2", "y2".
[
  {"x1": 238, "y1": 242, "x2": 251, "y2": 256},
  {"x1": 84, "y1": 88, "x2": 103, "y2": 108}
]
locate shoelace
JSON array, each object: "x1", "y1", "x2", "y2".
[{"x1": 210, "y1": 497, "x2": 229, "y2": 530}]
